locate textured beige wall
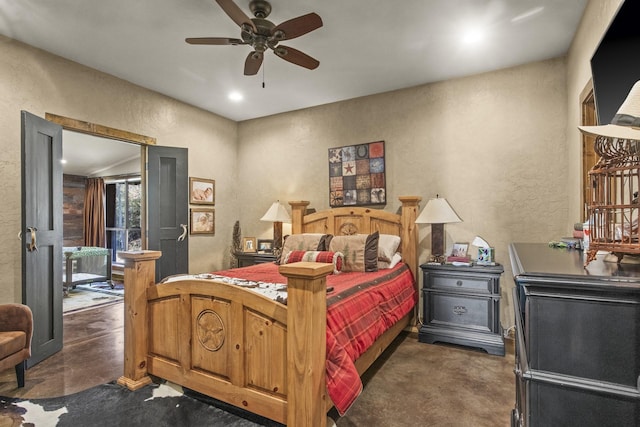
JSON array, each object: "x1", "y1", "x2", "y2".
[
  {"x1": 0, "y1": 0, "x2": 623, "y2": 331},
  {"x1": 238, "y1": 58, "x2": 569, "y2": 328},
  {"x1": 0, "y1": 36, "x2": 238, "y2": 303},
  {"x1": 565, "y1": 0, "x2": 624, "y2": 226}
]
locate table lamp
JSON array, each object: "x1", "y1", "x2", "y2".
[
  {"x1": 415, "y1": 195, "x2": 462, "y2": 263},
  {"x1": 260, "y1": 201, "x2": 291, "y2": 249}
]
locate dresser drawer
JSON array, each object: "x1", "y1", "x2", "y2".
[
  {"x1": 423, "y1": 291, "x2": 497, "y2": 333},
  {"x1": 429, "y1": 274, "x2": 493, "y2": 293}
]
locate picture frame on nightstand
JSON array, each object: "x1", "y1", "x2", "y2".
[
  {"x1": 447, "y1": 242, "x2": 470, "y2": 263},
  {"x1": 257, "y1": 239, "x2": 273, "y2": 253},
  {"x1": 451, "y1": 243, "x2": 468, "y2": 257},
  {"x1": 242, "y1": 237, "x2": 257, "y2": 253}
]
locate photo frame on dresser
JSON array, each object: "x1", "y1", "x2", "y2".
[
  {"x1": 328, "y1": 141, "x2": 386, "y2": 207},
  {"x1": 189, "y1": 177, "x2": 215, "y2": 205}
]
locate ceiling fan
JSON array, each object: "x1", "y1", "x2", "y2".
[{"x1": 186, "y1": 0, "x2": 323, "y2": 76}]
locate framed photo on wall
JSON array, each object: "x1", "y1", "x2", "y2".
[
  {"x1": 189, "y1": 177, "x2": 215, "y2": 205},
  {"x1": 242, "y1": 237, "x2": 257, "y2": 253},
  {"x1": 190, "y1": 208, "x2": 215, "y2": 235}
]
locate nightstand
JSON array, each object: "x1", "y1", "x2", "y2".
[
  {"x1": 235, "y1": 252, "x2": 277, "y2": 267},
  {"x1": 419, "y1": 263, "x2": 505, "y2": 356}
]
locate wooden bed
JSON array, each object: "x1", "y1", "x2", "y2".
[{"x1": 117, "y1": 196, "x2": 421, "y2": 426}]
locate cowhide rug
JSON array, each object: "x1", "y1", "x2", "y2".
[{"x1": 0, "y1": 380, "x2": 283, "y2": 427}]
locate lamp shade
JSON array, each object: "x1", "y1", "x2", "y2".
[
  {"x1": 260, "y1": 201, "x2": 291, "y2": 223},
  {"x1": 415, "y1": 197, "x2": 462, "y2": 224}
]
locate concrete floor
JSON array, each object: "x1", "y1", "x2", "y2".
[{"x1": 0, "y1": 302, "x2": 515, "y2": 426}]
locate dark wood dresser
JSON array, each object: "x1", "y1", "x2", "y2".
[{"x1": 509, "y1": 243, "x2": 640, "y2": 427}]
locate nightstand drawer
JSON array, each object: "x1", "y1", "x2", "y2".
[
  {"x1": 430, "y1": 274, "x2": 492, "y2": 293},
  {"x1": 424, "y1": 292, "x2": 496, "y2": 333}
]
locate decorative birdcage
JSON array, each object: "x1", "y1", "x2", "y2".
[{"x1": 585, "y1": 135, "x2": 640, "y2": 265}]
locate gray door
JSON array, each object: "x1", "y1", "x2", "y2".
[
  {"x1": 21, "y1": 111, "x2": 63, "y2": 367},
  {"x1": 147, "y1": 146, "x2": 188, "y2": 280}
]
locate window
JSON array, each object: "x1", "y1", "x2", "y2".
[{"x1": 106, "y1": 177, "x2": 141, "y2": 264}]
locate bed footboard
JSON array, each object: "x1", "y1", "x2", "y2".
[{"x1": 118, "y1": 251, "x2": 333, "y2": 426}]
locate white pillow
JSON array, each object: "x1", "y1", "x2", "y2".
[
  {"x1": 378, "y1": 252, "x2": 402, "y2": 269},
  {"x1": 378, "y1": 234, "x2": 401, "y2": 262},
  {"x1": 388, "y1": 252, "x2": 402, "y2": 269}
]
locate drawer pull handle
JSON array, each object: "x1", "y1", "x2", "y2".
[
  {"x1": 453, "y1": 305, "x2": 467, "y2": 315},
  {"x1": 456, "y1": 280, "x2": 463, "y2": 286}
]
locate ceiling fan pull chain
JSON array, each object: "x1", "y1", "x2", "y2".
[{"x1": 262, "y1": 61, "x2": 266, "y2": 88}]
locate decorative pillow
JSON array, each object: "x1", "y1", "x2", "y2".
[
  {"x1": 378, "y1": 234, "x2": 401, "y2": 263},
  {"x1": 318, "y1": 234, "x2": 333, "y2": 251},
  {"x1": 282, "y1": 250, "x2": 343, "y2": 274},
  {"x1": 328, "y1": 231, "x2": 379, "y2": 272},
  {"x1": 279, "y1": 233, "x2": 330, "y2": 264}
]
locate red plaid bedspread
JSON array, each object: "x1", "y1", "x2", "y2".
[{"x1": 214, "y1": 262, "x2": 416, "y2": 415}]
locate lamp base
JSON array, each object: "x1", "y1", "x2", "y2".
[
  {"x1": 273, "y1": 221, "x2": 283, "y2": 249},
  {"x1": 428, "y1": 254, "x2": 446, "y2": 264},
  {"x1": 431, "y1": 223, "x2": 445, "y2": 261}
]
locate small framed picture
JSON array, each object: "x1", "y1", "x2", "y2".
[
  {"x1": 190, "y1": 208, "x2": 215, "y2": 235},
  {"x1": 242, "y1": 237, "x2": 257, "y2": 253},
  {"x1": 257, "y1": 239, "x2": 273, "y2": 253},
  {"x1": 451, "y1": 243, "x2": 469, "y2": 257},
  {"x1": 189, "y1": 177, "x2": 215, "y2": 205}
]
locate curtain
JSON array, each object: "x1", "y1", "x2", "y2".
[{"x1": 84, "y1": 177, "x2": 106, "y2": 247}]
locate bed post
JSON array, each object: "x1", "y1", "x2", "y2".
[
  {"x1": 398, "y1": 196, "x2": 421, "y2": 280},
  {"x1": 117, "y1": 250, "x2": 162, "y2": 390},
  {"x1": 279, "y1": 261, "x2": 334, "y2": 427},
  {"x1": 289, "y1": 201, "x2": 310, "y2": 234}
]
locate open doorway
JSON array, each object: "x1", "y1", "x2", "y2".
[
  {"x1": 43, "y1": 113, "x2": 153, "y2": 314},
  {"x1": 61, "y1": 130, "x2": 142, "y2": 313}
]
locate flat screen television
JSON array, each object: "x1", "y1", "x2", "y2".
[{"x1": 591, "y1": 0, "x2": 640, "y2": 125}]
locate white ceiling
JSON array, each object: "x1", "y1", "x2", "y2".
[
  {"x1": 62, "y1": 131, "x2": 140, "y2": 177},
  {"x1": 1, "y1": 0, "x2": 589, "y2": 122}
]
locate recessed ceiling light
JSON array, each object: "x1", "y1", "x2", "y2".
[
  {"x1": 60, "y1": 159, "x2": 67, "y2": 164},
  {"x1": 228, "y1": 91, "x2": 243, "y2": 102},
  {"x1": 461, "y1": 28, "x2": 485, "y2": 45}
]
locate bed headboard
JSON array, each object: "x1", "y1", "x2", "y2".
[{"x1": 288, "y1": 196, "x2": 421, "y2": 280}]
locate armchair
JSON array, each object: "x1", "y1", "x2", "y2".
[{"x1": 0, "y1": 303, "x2": 33, "y2": 387}]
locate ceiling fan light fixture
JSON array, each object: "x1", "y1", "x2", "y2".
[{"x1": 188, "y1": 0, "x2": 322, "y2": 75}]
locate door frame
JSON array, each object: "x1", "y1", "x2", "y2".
[
  {"x1": 45, "y1": 113, "x2": 156, "y2": 249},
  {"x1": 580, "y1": 80, "x2": 598, "y2": 222}
]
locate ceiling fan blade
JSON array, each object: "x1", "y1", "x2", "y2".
[
  {"x1": 185, "y1": 37, "x2": 245, "y2": 45},
  {"x1": 215, "y1": 0, "x2": 257, "y2": 32},
  {"x1": 244, "y1": 51, "x2": 264, "y2": 75},
  {"x1": 272, "y1": 13, "x2": 323, "y2": 40},
  {"x1": 274, "y1": 45, "x2": 319, "y2": 70}
]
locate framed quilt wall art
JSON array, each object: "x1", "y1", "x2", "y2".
[{"x1": 328, "y1": 141, "x2": 386, "y2": 207}]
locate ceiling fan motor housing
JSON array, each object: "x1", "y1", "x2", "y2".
[
  {"x1": 187, "y1": 0, "x2": 322, "y2": 75},
  {"x1": 249, "y1": 0, "x2": 272, "y2": 19}
]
